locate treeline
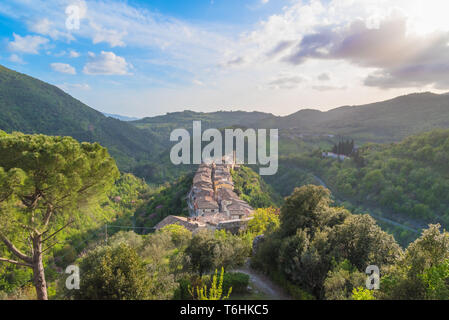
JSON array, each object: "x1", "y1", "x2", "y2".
[{"x1": 331, "y1": 139, "x2": 354, "y2": 156}]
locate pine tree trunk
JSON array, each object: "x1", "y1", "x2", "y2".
[{"x1": 32, "y1": 235, "x2": 48, "y2": 300}]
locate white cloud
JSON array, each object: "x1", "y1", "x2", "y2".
[
  {"x1": 30, "y1": 18, "x2": 51, "y2": 34},
  {"x1": 9, "y1": 54, "x2": 25, "y2": 64},
  {"x1": 1, "y1": 0, "x2": 232, "y2": 73},
  {"x1": 318, "y1": 73, "x2": 330, "y2": 81},
  {"x1": 83, "y1": 51, "x2": 131, "y2": 75},
  {"x1": 4, "y1": 0, "x2": 447, "y2": 116},
  {"x1": 278, "y1": 13, "x2": 449, "y2": 89},
  {"x1": 8, "y1": 33, "x2": 49, "y2": 54},
  {"x1": 53, "y1": 51, "x2": 67, "y2": 57},
  {"x1": 220, "y1": 56, "x2": 247, "y2": 68},
  {"x1": 193, "y1": 79, "x2": 205, "y2": 86},
  {"x1": 312, "y1": 85, "x2": 346, "y2": 91},
  {"x1": 29, "y1": 18, "x2": 74, "y2": 42},
  {"x1": 69, "y1": 50, "x2": 80, "y2": 58},
  {"x1": 267, "y1": 73, "x2": 304, "y2": 89},
  {"x1": 90, "y1": 22, "x2": 127, "y2": 47},
  {"x1": 229, "y1": 0, "x2": 449, "y2": 90},
  {"x1": 51, "y1": 63, "x2": 76, "y2": 75}
]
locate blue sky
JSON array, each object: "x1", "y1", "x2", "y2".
[
  {"x1": 1, "y1": 0, "x2": 448, "y2": 117},
  {"x1": 128, "y1": 0, "x2": 287, "y2": 24}
]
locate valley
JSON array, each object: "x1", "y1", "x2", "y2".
[{"x1": 1, "y1": 64, "x2": 449, "y2": 301}]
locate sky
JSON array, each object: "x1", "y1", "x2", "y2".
[{"x1": 1, "y1": 0, "x2": 449, "y2": 117}]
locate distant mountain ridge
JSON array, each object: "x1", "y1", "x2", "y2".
[
  {"x1": 133, "y1": 92, "x2": 449, "y2": 143},
  {"x1": 103, "y1": 113, "x2": 140, "y2": 121},
  {"x1": 251, "y1": 92, "x2": 449, "y2": 142},
  {"x1": 2, "y1": 62, "x2": 449, "y2": 181}
]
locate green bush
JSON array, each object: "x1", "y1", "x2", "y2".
[
  {"x1": 73, "y1": 243, "x2": 151, "y2": 300},
  {"x1": 222, "y1": 272, "x2": 250, "y2": 294},
  {"x1": 269, "y1": 270, "x2": 315, "y2": 300},
  {"x1": 173, "y1": 278, "x2": 193, "y2": 300}
]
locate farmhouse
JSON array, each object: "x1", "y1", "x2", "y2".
[{"x1": 321, "y1": 151, "x2": 349, "y2": 160}]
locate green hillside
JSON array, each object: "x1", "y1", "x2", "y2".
[
  {"x1": 132, "y1": 92, "x2": 449, "y2": 145},
  {"x1": 3, "y1": 63, "x2": 449, "y2": 184},
  {"x1": 267, "y1": 129, "x2": 449, "y2": 245},
  {"x1": 132, "y1": 109, "x2": 277, "y2": 138},
  {"x1": 134, "y1": 173, "x2": 194, "y2": 229},
  {"x1": 231, "y1": 166, "x2": 282, "y2": 208},
  {"x1": 0, "y1": 65, "x2": 164, "y2": 173},
  {"x1": 258, "y1": 92, "x2": 449, "y2": 143}
]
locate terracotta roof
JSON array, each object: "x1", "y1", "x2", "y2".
[
  {"x1": 196, "y1": 198, "x2": 219, "y2": 209},
  {"x1": 199, "y1": 213, "x2": 229, "y2": 225}
]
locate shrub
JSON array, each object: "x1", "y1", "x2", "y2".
[
  {"x1": 73, "y1": 243, "x2": 151, "y2": 300},
  {"x1": 352, "y1": 287, "x2": 375, "y2": 300},
  {"x1": 173, "y1": 277, "x2": 193, "y2": 300},
  {"x1": 191, "y1": 267, "x2": 232, "y2": 300},
  {"x1": 222, "y1": 272, "x2": 250, "y2": 294},
  {"x1": 160, "y1": 224, "x2": 192, "y2": 247}
]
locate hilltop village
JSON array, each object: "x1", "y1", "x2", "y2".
[{"x1": 155, "y1": 160, "x2": 254, "y2": 233}]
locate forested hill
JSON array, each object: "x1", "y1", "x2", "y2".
[
  {"x1": 272, "y1": 128, "x2": 449, "y2": 245},
  {"x1": 131, "y1": 92, "x2": 449, "y2": 144},
  {"x1": 132, "y1": 110, "x2": 277, "y2": 137},
  {"x1": 255, "y1": 92, "x2": 449, "y2": 143},
  {"x1": 0, "y1": 65, "x2": 164, "y2": 172},
  {"x1": 3, "y1": 63, "x2": 449, "y2": 184}
]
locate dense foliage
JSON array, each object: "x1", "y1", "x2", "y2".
[
  {"x1": 252, "y1": 185, "x2": 401, "y2": 299},
  {"x1": 134, "y1": 173, "x2": 193, "y2": 230},
  {"x1": 231, "y1": 166, "x2": 282, "y2": 208},
  {"x1": 0, "y1": 133, "x2": 156, "y2": 298},
  {"x1": 191, "y1": 267, "x2": 232, "y2": 300},
  {"x1": 0, "y1": 131, "x2": 119, "y2": 299},
  {"x1": 0, "y1": 65, "x2": 165, "y2": 178},
  {"x1": 2, "y1": 64, "x2": 449, "y2": 300},
  {"x1": 247, "y1": 207, "x2": 280, "y2": 236},
  {"x1": 73, "y1": 243, "x2": 152, "y2": 300},
  {"x1": 184, "y1": 229, "x2": 251, "y2": 276},
  {"x1": 266, "y1": 129, "x2": 449, "y2": 246},
  {"x1": 59, "y1": 226, "x2": 252, "y2": 300},
  {"x1": 378, "y1": 224, "x2": 449, "y2": 300},
  {"x1": 323, "y1": 130, "x2": 449, "y2": 222}
]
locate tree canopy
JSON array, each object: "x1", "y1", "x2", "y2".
[{"x1": 0, "y1": 132, "x2": 119, "y2": 299}]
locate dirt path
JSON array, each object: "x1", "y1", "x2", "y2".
[{"x1": 233, "y1": 262, "x2": 291, "y2": 300}]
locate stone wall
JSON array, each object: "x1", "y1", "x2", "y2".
[{"x1": 216, "y1": 218, "x2": 252, "y2": 234}]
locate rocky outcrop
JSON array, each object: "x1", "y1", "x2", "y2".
[{"x1": 252, "y1": 234, "x2": 265, "y2": 256}]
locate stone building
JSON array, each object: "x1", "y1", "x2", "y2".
[{"x1": 182, "y1": 160, "x2": 254, "y2": 233}]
